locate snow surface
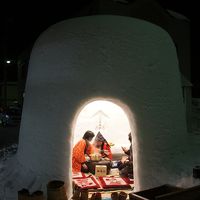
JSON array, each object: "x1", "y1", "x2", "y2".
[
  {"x1": 167, "y1": 10, "x2": 189, "y2": 21},
  {"x1": 0, "y1": 15, "x2": 197, "y2": 199}
]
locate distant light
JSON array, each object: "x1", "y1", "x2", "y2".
[{"x1": 6, "y1": 60, "x2": 11, "y2": 64}]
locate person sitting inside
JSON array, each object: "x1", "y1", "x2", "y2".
[
  {"x1": 72, "y1": 130, "x2": 95, "y2": 173},
  {"x1": 93, "y1": 132, "x2": 112, "y2": 160},
  {"x1": 118, "y1": 132, "x2": 133, "y2": 178}
]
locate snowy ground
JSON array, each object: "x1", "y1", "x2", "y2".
[
  {"x1": 0, "y1": 100, "x2": 200, "y2": 199},
  {"x1": 0, "y1": 144, "x2": 18, "y2": 199}
]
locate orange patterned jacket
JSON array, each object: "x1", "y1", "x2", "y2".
[{"x1": 72, "y1": 139, "x2": 93, "y2": 172}]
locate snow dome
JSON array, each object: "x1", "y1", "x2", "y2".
[{"x1": 1, "y1": 15, "x2": 188, "y2": 198}]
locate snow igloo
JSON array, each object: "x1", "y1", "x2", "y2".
[{"x1": 2, "y1": 15, "x2": 188, "y2": 198}]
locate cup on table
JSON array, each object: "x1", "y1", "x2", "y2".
[
  {"x1": 119, "y1": 191, "x2": 127, "y2": 200},
  {"x1": 80, "y1": 190, "x2": 88, "y2": 200},
  {"x1": 90, "y1": 192, "x2": 102, "y2": 200},
  {"x1": 111, "y1": 192, "x2": 119, "y2": 200}
]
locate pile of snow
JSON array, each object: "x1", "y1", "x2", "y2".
[
  {"x1": 167, "y1": 10, "x2": 189, "y2": 21},
  {"x1": 0, "y1": 144, "x2": 18, "y2": 161},
  {"x1": 0, "y1": 145, "x2": 46, "y2": 200},
  {"x1": 0, "y1": 144, "x2": 18, "y2": 199}
]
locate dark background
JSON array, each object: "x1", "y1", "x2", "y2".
[{"x1": 1, "y1": 0, "x2": 199, "y2": 97}]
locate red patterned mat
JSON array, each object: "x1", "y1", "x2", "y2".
[
  {"x1": 72, "y1": 172, "x2": 90, "y2": 179},
  {"x1": 73, "y1": 176, "x2": 101, "y2": 189},
  {"x1": 98, "y1": 177, "x2": 131, "y2": 189}
]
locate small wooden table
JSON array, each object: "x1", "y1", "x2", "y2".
[{"x1": 86, "y1": 160, "x2": 112, "y2": 175}]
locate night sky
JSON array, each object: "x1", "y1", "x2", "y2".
[{"x1": 1, "y1": 0, "x2": 199, "y2": 96}]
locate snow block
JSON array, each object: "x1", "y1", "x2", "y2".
[{"x1": 1, "y1": 15, "x2": 188, "y2": 198}]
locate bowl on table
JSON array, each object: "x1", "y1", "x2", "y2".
[{"x1": 90, "y1": 154, "x2": 101, "y2": 161}]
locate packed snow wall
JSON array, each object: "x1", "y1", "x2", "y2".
[{"x1": 1, "y1": 15, "x2": 188, "y2": 198}]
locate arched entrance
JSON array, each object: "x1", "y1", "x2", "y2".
[
  {"x1": 71, "y1": 98, "x2": 137, "y2": 193},
  {"x1": 72, "y1": 99, "x2": 133, "y2": 150}
]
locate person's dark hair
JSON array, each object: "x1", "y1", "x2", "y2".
[
  {"x1": 128, "y1": 132, "x2": 132, "y2": 142},
  {"x1": 82, "y1": 130, "x2": 95, "y2": 141}
]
